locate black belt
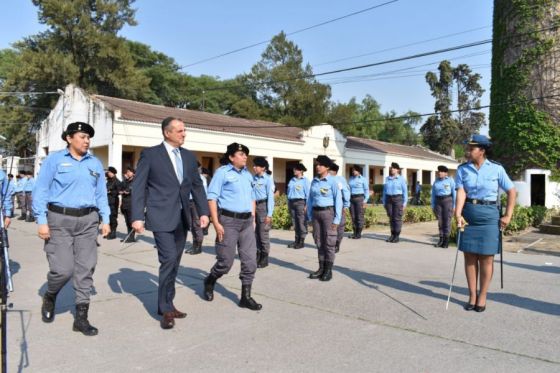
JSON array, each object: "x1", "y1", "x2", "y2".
[
  {"x1": 466, "y1": 198, "x2": 496, "y2": 205},
  {"x1": 436, "y1": 195, "x2": 452, "y2": 200},
  {"x1": 351, "y1": 194, "x2": 364, "y2": 198},
  {"x1": 25, "y1": 191, "x2": 32, "y2": 194},
  {"x1": 313, "y1": 206, "x2": 333, "y2": 211},
  {"x1": 220, "y1": 209, "x2": 252, "y2": 219},
  {"x1": 289, "y1": 198, "x2": 305, "y2": 201},
  {"x1": 48, "y1": 204, "x2": 97, "y2": 217},
  {"x1": 256, "y1": 199, "x2": 267, "y2": 204},
  {"x1": 386, "y1": 194, "x2": 402, "y2": 198}
]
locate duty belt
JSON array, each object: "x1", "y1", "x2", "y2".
[
  {"x1": 466, "y1": 198, "x2": 496, "y2": 205},
  {"x1": 436, "y1": 195, "x2": 452, "y2": 200},
  {"x1": 220, "y1": 209, "x2": 252, "y2": 219},
  {"x1": 48, "y1": 204, "x2": 98, "y2": 217},
  {"x1": 351, "y1": 194, "x2": 364, "y2": 198},
  {"x1": 289, "y1": 198, "x2": 305, "y2": 201},
  {"x1": 312, "y1": 206, "x2": 333, "y2": 211},
  {"x1": 256, "y1": 199, "x2": 267, "y2": 204}
]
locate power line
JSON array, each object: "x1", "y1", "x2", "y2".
[
  {"x1": 0, "y1": 91, "x2": 61, "y2": 96},
  {"x1": 180, "y1": 0, "x2": 398, "y2": 69},
  {"x1": 314, "y1": 25, "x2": 491, "y2": 67}
]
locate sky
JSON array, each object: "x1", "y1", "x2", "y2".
[{"x1": 0, "y1": 0, "x2": 493, "y2": 131}]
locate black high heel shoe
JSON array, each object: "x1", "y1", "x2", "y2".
[
  {"x1": 474, "y1": 304, "x2": 486, "y2": 312},
  {"x1": 463, "y1": 303, "x2": 475, "y2": 311}
]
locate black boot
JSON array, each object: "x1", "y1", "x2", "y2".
[
  {"x1": 238, "y1": 284, "x2": 262, "y2": 311},
  {"x1": 435, "y1": 236, "x2": 443, "y2": 247},
  {"x1": 25, "y1": 214, "x2": 35, "y2": 222},
  {"x1": 309, "y1": 260, "x2": 325, "y2": 279},
  {"x1": 441, "y1": 236, "x2": 449, "y2": 248},
  {"x1": 356, "y1": 227, "x2": 362, "y2": 239},
  {"x1": 41, "y1": 291, "x2": 57, "y2": 323},
  {"x1": 72, "y1": 303, "x2": 98, "y2": 336},
  {"x1": 125, "y1": 231, "x2": 136, "y2": 243},
  {"x1": 335, "y1": 242, "x2": 340, "y2": 253},
  {"x1": 295, "y1": 238, "x2": 305, "y2": 249},
  {"x1": 189, "y1": 241, "x2": 203, "y2": 255},
  {"x1": 203, "y1": 273, "x2": 218, "y2": 301},
  {"x1": 106, "y1": 230, "x2": 117, "y2": 240},
  {"x1": 392, "y1": 233, "x2": 400, "y2": 243},
  {"x1": 257, "y1": 252, "x2": 269, "y2": 268},
  {"x1": 350, "y1": 226, "x2": 357, "y2": 239},
  {"x1": 287, "y1": 237, "x2": 299, "y2": 248},
  {"x1": 386, "y1": 231, "x2": 395, "y2": 242},
  {"x1": 320, "y1": 262, "x2": 333, "y2": 281},
  {"x1": 17, "y1": 213, "x2": 26, "y2": 221},
  {"x1": 256, "y1": 250, "x2": 261, "y2": 264}
]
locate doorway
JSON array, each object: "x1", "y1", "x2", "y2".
[{"x1": 530, "y1": 174, "x2": 545, "y2": 206}]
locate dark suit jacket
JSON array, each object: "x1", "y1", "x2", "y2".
[{"x1": 131, "y1": 143, "x2": 209, "y2": 232}]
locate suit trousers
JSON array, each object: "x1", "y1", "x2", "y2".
[
  {"x1": 44, "y1": 210, "x2": 99, "y2": 304},
  {"x1": 153, "y1": 212, "x2": 188, "y2": 314},
  {"x1": 210, "y1": 214, "x2": 257, "y2": 285}
]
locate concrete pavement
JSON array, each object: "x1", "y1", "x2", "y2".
[{"x1": 3, "y1": 217, "x2": 560, "y2": 372}]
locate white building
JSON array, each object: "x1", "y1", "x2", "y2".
[{"x1": 35, "y1": 85, "x2": 458, "y2": 197}]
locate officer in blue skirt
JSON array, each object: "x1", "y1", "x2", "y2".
[
  {"x1": 455, "y1": 134, "x2": 516, "y2": 312},
  {"x1": 431, "y1": 165, "x2": 456, "y2": 248},
  {"x1": 382, "y1": 162, "x2": 408, "y2": 243},
  {"x1": 307, "y1": 155, "x2": 342, "y2": 281}
]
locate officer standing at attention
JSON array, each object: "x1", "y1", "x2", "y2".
[
  {"x1": 23, "y1": 170, "x2": 35, "y2": 222},
  {"x1": 431, "y1": 165, "x2": 456, "y2": 248},
  {"x1": 33, "y1": 121, "x2": 110, "y2": 336},
  {"x1": 348, "y1": 165, "x2": 369, "y2": 239},
  {"x1": 382, "y1": 162, "x2": 408, "y2": 243},
  {"x1": 203, "y1": 143, "x2": 262, "y2": 310},
  {"x1": 307, "y1": 155, "x2": 342, "y2": 282},
  {"x1": 455, "y1": 134, "x2": 516, "y2": 312},
  {"x1": 119, "y1": 166, "x2": 135, "y2": 243},
  {"x1": 105, "y1": 166, "x2": 120, "y2": 240},
  {"x1": 287, "y1": 163, "x2": 310, "y2": 249},
  {"x1": 329, "y1": 163, "x2": 350, "y2": 253},
  {"x1": 252, "y1": 157, "x2": 275, "y2": 268}
]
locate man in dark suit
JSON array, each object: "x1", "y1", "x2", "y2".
[{"x1": 131, "y1": 117, "x2": 209, "y2": 329}]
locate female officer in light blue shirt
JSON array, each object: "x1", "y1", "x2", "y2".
[
  {"x1": 286, "y1": 163, "x2": 310, "y2": 249},
  {"x1": 382, "y1": 162, "x2": 408, "y2": 243},
  {"x1": 33, "y1": 122, "x2": 110, "y2": 336},
  {"x1": 455, "y1": 134, "x2": 516, "y2": 313},
  {"x1": 348, "y1": 165, "x2": 369, "y2": 239}
]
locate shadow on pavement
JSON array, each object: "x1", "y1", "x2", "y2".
[
  {"x1": 420, "y1": 280, "x2": 560, "y2": 316},
  {"x1": 503, "y1": 260, "x2": 560, "y2": 274}
]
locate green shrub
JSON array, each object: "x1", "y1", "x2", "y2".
[
  {"x1": 403, "y1": 206, "x2": 436, "y2": 223},
  {"x1": 272, "y1": 195, "x2": 292, "y2": 230}
]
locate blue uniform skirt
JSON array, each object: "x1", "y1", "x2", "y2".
[{"x1": 459, "y1": 203, "x2": 500, "y2": 255}]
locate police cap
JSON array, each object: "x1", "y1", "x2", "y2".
[
  {"x1": 106, "y1": 166, "x2": 117, "y2": 175},
  {"x1": 253, "y1": 157, "x2": 269, "y2": 168},
  {"x1": 390, "y1": 162, "x2": 401, "y2": 170},
  {"x1": 225, "y1": 142, "x2": 249, "y2": 157},
  {"x1": 437, "y1": 165, "x2": 449, "y2": 173},
  {"x1": 330, "y1": 163, "x2": 340, "y2": 172},
  {"x1": 316, "y1": 155, "x2": 332, "y2": 168},
  {"x1": 294, "y1": 163, "x2": 307, "y2": 172},
  {"x1": 61, "y1": 122, "x2": 95, "y2": 141},
  {"x1": 465, "y1": 134, "x2": 492, "y2": 146}
]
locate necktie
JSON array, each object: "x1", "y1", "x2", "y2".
[{"x1": 173, "y1": 148, "x2": 183, "y2": 183}]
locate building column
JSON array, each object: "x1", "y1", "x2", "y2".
[
  {"x1": 303, "y1": 157, "x2": 315, "y2": 179},
  {"x1": 383, "y1": 165, "x2": 390, "y2": 184},
  {"x1": 401, "y1": 167, "x2": 408, "y2": 183},
  {"x1": 109, "y1": 141, "x2": 123, "y2": 176},
  {"x1": 430, "y1": 170, "x2": 436, "y2": 185},
  {"x1": 363, "y1": 163, "x2": 370, "y2": 188},
  {"x1": 417, "y1": 169, "x2": 423, "y2": 184}
]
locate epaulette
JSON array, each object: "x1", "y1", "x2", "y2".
[
  {"x1": 457, "y1": 162, "x2": 469, "y2": 168},
  {"x1": 488, "y1": 159, "x2": 502, "y2": 166}
]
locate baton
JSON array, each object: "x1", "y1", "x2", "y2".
[
  {"x1": 445, "y1": 225, "x2": 465, "y2": 310},
  {"x1": 499, "y1": 228, "x2": 503, "y2": 289},
  {"x1": 119, "y1": 230, "x2": 137, "y2": 251}
]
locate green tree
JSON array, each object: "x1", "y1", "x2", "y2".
[
  {"x1": 421, "y1": 60, "x2": 485, "y2": 156},
  {"x1": 245, "y1": 32, "x2": 331, "y2": 127}
]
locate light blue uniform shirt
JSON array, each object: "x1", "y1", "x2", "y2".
[
  {"x1": 306, "y1": 174, "x2": 343, "y2": 225},
  {"x1": 207, "y1": 164, "x2": 255, "y2": 213},
  {"x1": 0, "y1": 171, "x2": 13, "y2": 217},
  {"x1": 23, "y1": 177, "x2": 34, "y2": 192},
  {"x1": 32, "y1": 148, "x2": 111, "y2": 225},
  {"x1": 335, "y1": 175, "x2": 351, "y2": 208},
  {"x1": 382, "y1": 175, "x2": 408, "y2": 206},
  {"x1": 13, "y1": 178, "x2": 24, "y2": 193},
  {"x1": 253, "y1": 173, "x2": 275, "y2": 217},
  {"x1": 455, "y1": 159, "x2": 514, "y2": 200},
  {"x1": 349, "y1": 175, "x2": 369, "y2": 198},
  {"x1": 287, "y1": 176, "x2": 310, "y2": 200},
  {"x1": 431, "y1": 176, "x2": 456, "y2": 209},
  {"x1": 17, "y1": 178, "x2": 27, "y2": 193}
]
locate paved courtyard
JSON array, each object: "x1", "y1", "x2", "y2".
[{"x1": 3, "y1": 217, "x2": 559, "y2": 372}]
